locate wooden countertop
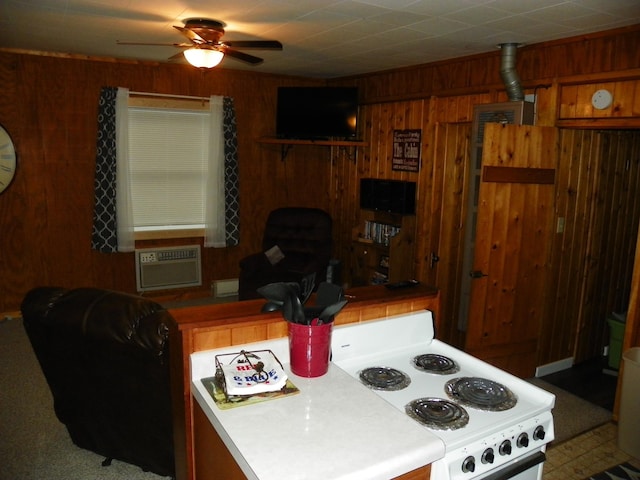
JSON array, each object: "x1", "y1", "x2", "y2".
[{"x1": 169, "y1": 284, "x2": 439, "y2": 330}]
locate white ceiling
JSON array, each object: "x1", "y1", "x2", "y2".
[{"x1": 1, "y1": 0, "x2": 639, "y2": 79}]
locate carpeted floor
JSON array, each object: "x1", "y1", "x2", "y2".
[{"x1": 527, "y1": 377, "x2": 612, "y2": 445}]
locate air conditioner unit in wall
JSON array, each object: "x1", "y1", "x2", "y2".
[{"x1": 135, "y1": 245, "x2": 202, "y2": 292}]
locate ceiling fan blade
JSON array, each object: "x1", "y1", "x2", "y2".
[
  {"x1": 173, "y1": 25, "x2": 207, "y2": 44},
  {"x1": 168, "y1": 51, "x2": 187, "y2": 63},
  {"x1": 223, "y1": 40, "x2": 283, "y2": 50},
  {"x1": 224, "y1": 48, "x2": 264, "y2": 65},
  {"x1": 117, "y1": 40, "x2": 192, "y2": 48}
]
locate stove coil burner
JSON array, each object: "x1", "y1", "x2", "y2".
[
  {"x1": 359, "y1": 367, "x2": 411, "y2": 391},
  {"x1": 405, "y1": 398, "x2": 469, "y2": 430},
  {"x1": 445, "y1": 377, "x2": 517, "y2": 411},
  {"x1": 412, "y1": 354, "x2": 459, "y2": 375}
]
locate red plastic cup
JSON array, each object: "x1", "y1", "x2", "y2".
[{"x1": 287, "y1": 321, "x2": 333, "y2": 378}]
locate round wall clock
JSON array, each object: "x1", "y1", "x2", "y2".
[{"x1": 0, "y1": 124, "x2": 17, "y2": 194}]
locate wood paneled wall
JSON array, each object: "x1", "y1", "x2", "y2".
[
  {"x1": 0, "y1": 53, "x2": 324, "y2": 311},
  {"x1": 331, "y1": 25, "x2": 640, "y2": 103},
  {"x1": 2, "y1": 25, "x2": 640, "y2": 372},
  {"x1": 326, "y1": 25, "x2": 640, "y2": 364},
  {"x1": 542, "y1": 130, "x2": 640, "y2": 364},
  {"x1": 559, "y1": 79, "x2": 640, "y2": 120}
]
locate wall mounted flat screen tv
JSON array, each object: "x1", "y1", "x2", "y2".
[{"x1": 276, "y1": 87, "x2": 358, "y2": 140}]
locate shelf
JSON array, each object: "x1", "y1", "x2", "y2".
[
  {"x1": 257, "y1": 137, "x2": 367, "y2": 161},
  {"x1": 257, "y1": 137, "x2": 367, "y2": 147},
  {"x1": 350, "y1": 213, "x2": 416, "y2": 287},
  {"x1": 353, "y1": 238, "x2": 390, "y2": 249}
]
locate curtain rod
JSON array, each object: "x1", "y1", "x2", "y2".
[{"x1": 129, "y1": 91, "x2": 211, "y2": 102}]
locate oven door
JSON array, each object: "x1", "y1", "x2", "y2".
[{"x1": 479, "y1": 451, "x2": 545, "y2": 480}]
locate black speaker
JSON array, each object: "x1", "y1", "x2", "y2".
[
  {"x1": 359, "y1": 178, "x2": 375, "y2": 210},
  {"x1": 359, "y1": 178, "x2": 416, "y2": 215},
  {"x1": 390, "y1": 181, "x2": 416, "y2": 215}
]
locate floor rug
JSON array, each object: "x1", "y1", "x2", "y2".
[
  {"x1": 586, "y1": 462, "x2": 640, "y2": 479},
  {"x1": 526, "y1": 377, "x2": 612, "y2": 444}
]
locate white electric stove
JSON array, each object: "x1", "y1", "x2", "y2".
[{"x1": 331, "y1": 310, "x2": 555, "y2": 480}]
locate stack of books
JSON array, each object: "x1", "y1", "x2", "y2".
[{"x1": 363, "y1": 221, "x2": 401, "y2": 245}]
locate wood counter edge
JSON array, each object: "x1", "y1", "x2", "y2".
[{"x1": 167, "y1": 284, "x2": 439, "y2": 328}]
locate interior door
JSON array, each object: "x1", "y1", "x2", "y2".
[{"x1": 464, "y1": 123, "x2": 558, "y2": 378}]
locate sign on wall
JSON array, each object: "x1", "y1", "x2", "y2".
[{"x1": 392, "y1": 129, "x2": 422, "y2": 172}]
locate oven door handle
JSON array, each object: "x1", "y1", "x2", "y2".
[{"x1": 481, "y1": 451, "x2": 546, "y2": 480}]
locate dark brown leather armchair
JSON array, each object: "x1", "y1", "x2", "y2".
[
  {"x1": 238, "y1": 207, "x2": 333, "y2": 300},
  {"x1": 21, "y1": 287, "x2": 175, "y2": 478}
]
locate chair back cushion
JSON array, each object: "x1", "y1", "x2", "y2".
[{"x1": 262, "y1": 207, "x2": 332, "y2": 260}]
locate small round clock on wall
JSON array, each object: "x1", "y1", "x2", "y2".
[{"x1": 0, "y1": 123, "x2": 17, "y2": 194}]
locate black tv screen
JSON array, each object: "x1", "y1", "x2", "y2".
[{"x1": 276, "y1": 87, "x2": 358, "y2": 140}]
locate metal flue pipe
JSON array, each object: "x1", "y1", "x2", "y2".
[{"x1": 499, "y1": 43, "x2": 524, "y2": 101}]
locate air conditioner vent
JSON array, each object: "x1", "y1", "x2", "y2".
[
  {"x1": 473, "y1": 101, "x2": 534, "y2": 144},
  {"x1": 135, "y1": 245, "x2": 201, "y2": 292},
  {"x1": 477, "y1": 110, "x2": 516, "y2": 143}
]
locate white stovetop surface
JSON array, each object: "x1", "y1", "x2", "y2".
[
  {"x1": 191, "y1": 334, "x2": 446, "y2": 480},
  {"x1": 331, "y1": 312, "x2": 555, "y2": 451}
]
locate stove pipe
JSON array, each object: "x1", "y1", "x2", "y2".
[{"x1": 499, "y1": 43, "x2": 524, "y2": 102}]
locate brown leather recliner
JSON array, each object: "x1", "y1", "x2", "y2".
[
  {"x1": 238, "y1": 207, "x2": 333, "y2": 300},
  {"x1": 21, "y1": 287, "x2": 175, "y2": 478}
]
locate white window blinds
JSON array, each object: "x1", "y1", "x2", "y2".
[{"x1": 128, "y1": 107, "x2": 210, "y2": 229}]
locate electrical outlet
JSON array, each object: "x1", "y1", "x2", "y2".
[
  {"x1": 139, "y1": 252, "x2": 157, "y2": 263},
  {"x1": 214, "y1": 279, "x2": 239, "y2": 297}
]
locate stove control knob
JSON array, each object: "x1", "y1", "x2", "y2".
[
  {"x1": 462, "y1": 456, "x2": 476, "y2": 473},
  {"x1": 533, "y1": 426, "x2": 546, "y2": 441},
  {"x1": 499, "y1": 439, "x2": 512, "y2": 456},
  {"x1": 481, "y1": 448, "x2": 495, "y2": 464},
  {"x1": 517, "y1": 433, "x2": 529, "y2": 448}
]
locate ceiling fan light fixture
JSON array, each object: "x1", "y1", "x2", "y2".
[{"x1": 183, "y1": 47, "x2": 224, "y2": 68}]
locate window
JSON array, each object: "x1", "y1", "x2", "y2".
[
  {"x1": 126, "y1": 97, "x2": 224, "y2": 238},
  {"x1": 92, "y1": 88, "x2": 236, "y2": 253}
]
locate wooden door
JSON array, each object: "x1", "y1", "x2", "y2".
[{"x1": 464, "y1": 123, "x2": 558, "y2": 378}]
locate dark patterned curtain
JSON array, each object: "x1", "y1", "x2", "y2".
[
  {"x1": 222, "y1": 96, "x2": 240, "y2": 246},
  {"x1": 91, "y1": 90, "x2": 239, "y2": 251},
  {"x1": 91, "y1": 87, "x2": 118, "y2": 252}
]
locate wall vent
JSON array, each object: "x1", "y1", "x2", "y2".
[{"x1": 135, "y1": 245, "x2": 201, "y2": 292}]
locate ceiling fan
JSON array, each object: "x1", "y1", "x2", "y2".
[{"x1": 118, "y1": 19, "x2": 283, "y2": 68}]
